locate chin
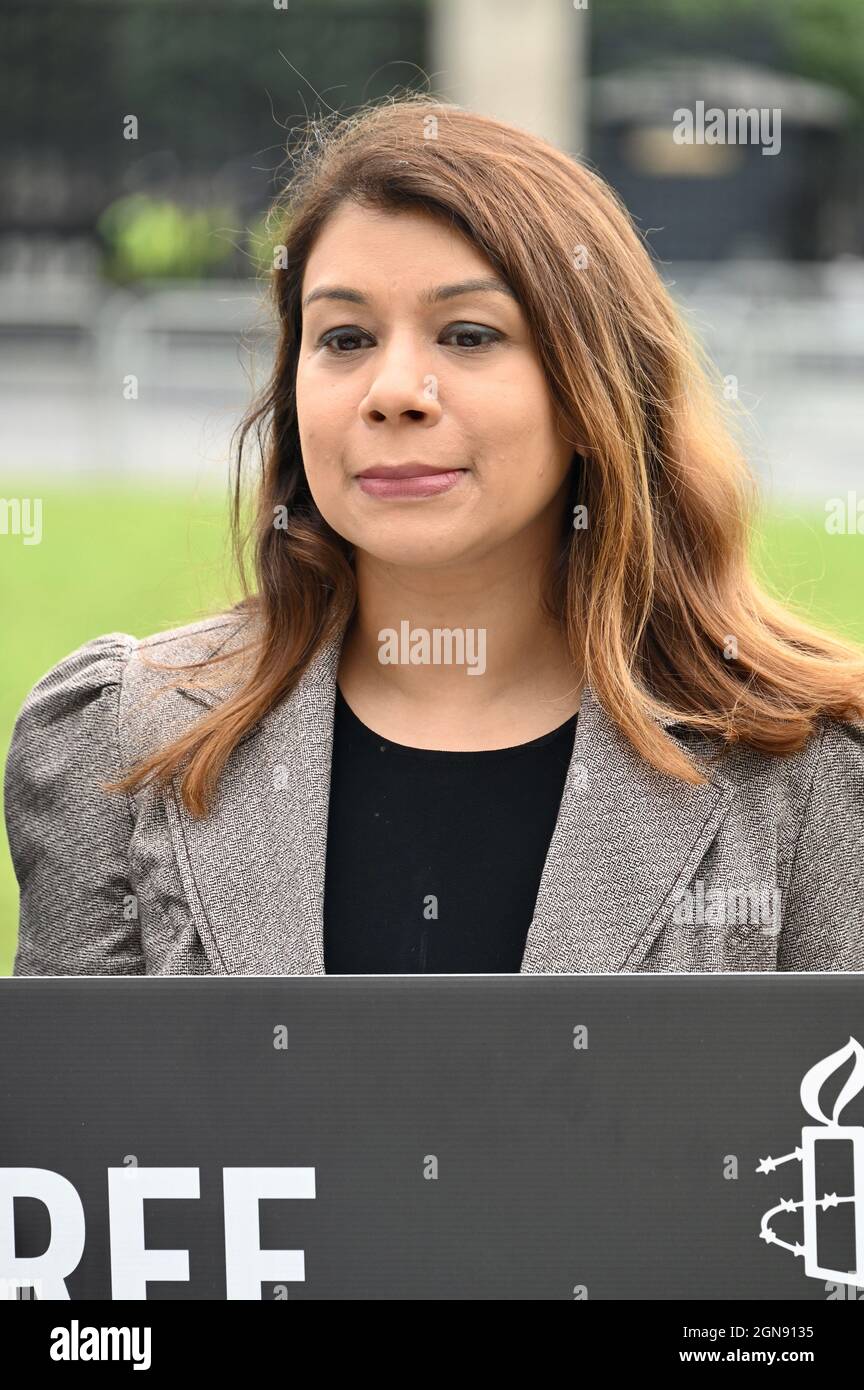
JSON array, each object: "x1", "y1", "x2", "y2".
[{"x1": 353, "y1": 532, "x2": 477, "y2": 570}]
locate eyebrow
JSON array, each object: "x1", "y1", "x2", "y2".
[{"x1": 301, "y1": 276, "x2": 518, "y2": 310}]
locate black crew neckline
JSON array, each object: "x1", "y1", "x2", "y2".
[{"x1": 334, "y1": 685, "x2": 577, "y2": 761}]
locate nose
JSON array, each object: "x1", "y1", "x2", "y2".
[{"x1": 359, "y1": 335, "x2": 443, "y2": 428}]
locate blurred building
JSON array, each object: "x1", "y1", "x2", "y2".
[
  {"x1": 1, "y1": 0, "x2": 862, "y2": 277},
  {"x1": 0, "y1": 0, "x2": 861, "y2": 501},
  {"x1": 590, "y1": 58, "x2": 855, "y2": 261}
]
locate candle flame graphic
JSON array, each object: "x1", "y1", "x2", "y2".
[{"x1": 800, "y1": 1036, "x2": 864, "y2": 1127}]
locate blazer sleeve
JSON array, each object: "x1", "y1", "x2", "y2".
[
  {"x1": 4, "y1": 633, "x2": 147, "y2": 976},
  {"x1": 777, "y1": 717, "x2": 864, "y2": 970}
]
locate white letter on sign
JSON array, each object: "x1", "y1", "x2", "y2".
[
  {"x1": 108, "y1": 1167, "x2": 199, "y2": 1299},
  {"x1": 0, "y1": 1168, "x2": 85, "y2": 1300},
  {"x1": 223, "y1": 1167, "x2": 315, "y2": 1299}
]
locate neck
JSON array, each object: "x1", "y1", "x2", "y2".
[{"x1": 337, "y1": 517, "x2": 583, "y2": 745}]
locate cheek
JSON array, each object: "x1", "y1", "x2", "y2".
[
  {"x1": 297, "y1": 366, "x2": 355, "y2": 454},
  {"x1": 488, "y1": 379, "x2": 561, "y2": 471},
  {"x1": 297, "y1": 415, "x2": 336, "y2": 501},
  {"x1": 494, "y1": 355, "x2": 556, "y2": 428},
  {"x1": 297, "y1": 380, "x2": 335, "y2": 468}
]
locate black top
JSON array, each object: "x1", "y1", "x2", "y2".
[{"x1": 323, "y1": 688, "x2": 578, "y2": 974}]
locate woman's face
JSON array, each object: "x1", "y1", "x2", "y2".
[{"x1": 296, "y1": 201, "x2": 576, "y2": 570}]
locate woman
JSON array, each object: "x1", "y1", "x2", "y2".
[{"x1": 5, "y1": 97, "x2": 864, "y2": 976}]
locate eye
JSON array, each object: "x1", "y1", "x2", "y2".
[
  {"x1": 439, "y1": 322, "x2": 503, "y2": 350},
  {"x1": 318, "y1": 327, "x2": 374, "y2": 355}
]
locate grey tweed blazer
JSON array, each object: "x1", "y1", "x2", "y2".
[{"x1": 4, "y1": 610, "x2": 864, "y2": 975}]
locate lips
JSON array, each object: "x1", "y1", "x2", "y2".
[
  {"x1": 356, "y1": 464, "x2": 463, "y2": 479},
  {"x1": 354, "y1": 465, "x2": 468, "y2": 500}
]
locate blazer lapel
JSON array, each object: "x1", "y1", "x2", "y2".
[
  {"x1": 519, "y1": 686, "x2": 734, "y2": 973},
  {"x1": 166, "y1": 628, "x2": 341, "y2": 976},
  {"x1": 166, "y1": 619, "x2": 733, "y2": 975}
]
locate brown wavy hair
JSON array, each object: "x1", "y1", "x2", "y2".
[{"x1": 108, "y1": 94, "x2": 864, "y2": 819}]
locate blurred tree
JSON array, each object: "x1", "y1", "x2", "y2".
[
  {"x1": 599, "y1": 0, "x2": 864, "y2": 114},
  {"x1": 97, "y1": 194, "x2": 238, "y2": 280}
]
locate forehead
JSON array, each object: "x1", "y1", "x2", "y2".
[{"x1": 301, "y1": 201, "x2": 496, "y2": 293}]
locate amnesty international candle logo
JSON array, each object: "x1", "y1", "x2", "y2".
[{"x1": 757, "y1": 1036, "x2": 864, "y2": 1285}]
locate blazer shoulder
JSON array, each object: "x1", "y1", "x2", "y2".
[
  {"x1": 125, "y1": 608, "x2": 255, "y2": 697},
  {"x1": 119, "y1": 608, "x2": 260, "y2": 762},
  {"x1": 771, "y1": 712, "x2": 864, "y2": 804},
  {"x1": 6, "y1": 631, "x2": 137, "y2": 744},
  {"x1": 680, "y1": 710, "x2": 863, "y2": 823},
  {"x1": 778, "y1": 714, "x2": 864, "y2": 966},
  {"x1": 4, "y1": 610, "x2": 256, "y2": 813},
  {"x1": 803, "y1": 712, "x2": 864, "y2": 807}
]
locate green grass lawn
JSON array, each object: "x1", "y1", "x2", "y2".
[{"x1": 1, "y1": 486, "x2": 862, "y2": 974}]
